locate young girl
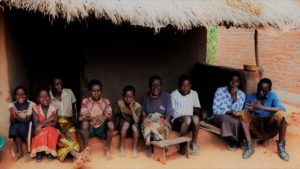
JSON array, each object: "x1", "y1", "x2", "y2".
[
  {"x1": 117, "y1": 85, "x2": 141, "y2": 158},
  {"x1": 9, "y1": 86, "x2": 35, "y2": 161},
  {"x1": 30, "y1": 88, "x2": 59, "y2": 162}
]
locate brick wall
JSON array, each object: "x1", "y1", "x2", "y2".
[{"x1": 215, "y1": 27, "x2": 300, "y2": 96}]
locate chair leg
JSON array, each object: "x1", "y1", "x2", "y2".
[
  {"x1": 27, "y1": 121, "x2": 32, "y2": 152},
  {"x1": 153, "y1": 146, "x2": 167, "y2": 165},
  {"x1": 185, "y1": 141, "x2": 190, "y2": 158},
  {"x1": 161, "y1": 148, "x2": 167, "y2": 165}
]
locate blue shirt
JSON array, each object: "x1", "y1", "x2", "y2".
[
  {"x1": 245, "y1": 91, "x2": 286, "y2": 117},
  {"x1": 213, "y1": 86, "x2": 246, "y2": 115}
]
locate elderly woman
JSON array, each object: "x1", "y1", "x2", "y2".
[
  {"x1": 212, "y1": 72, "x2": 246, "y2": 151},
  {"x1": 141, "y1": 76, "x2": 173, "y2": 153}
]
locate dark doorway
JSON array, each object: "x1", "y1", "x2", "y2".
[
  {"x1": 5, "y1": 7, "x2": 207, "y2": 109},
  {"x1": 5, "y1": 8, "x2": 85, "y2": 107}
]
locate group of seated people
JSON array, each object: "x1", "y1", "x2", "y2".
[{"x1": 8, "y1": 73, "x2": 289, "y2": 168}]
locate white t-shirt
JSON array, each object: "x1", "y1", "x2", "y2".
[
  {"x1": 171, "y1": 89, "x2": 201, "y2": 122},
  {"x1": 50, "y1": 88, "x2": 76, "y2": 117}
]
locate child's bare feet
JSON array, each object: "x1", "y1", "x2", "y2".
[
  {"x1": 11, "y1": 152, "x2": 23, "y2": 161},
  {"x1": 132, "y1": 149, "x2": 138, "y2": 159},
  {"x1": 105, "y1": 151, "x2": 113, "y2": 160},
  {"x1": 25, "y1": 153, "x2": 32, "y2": 161},
  {"x1": 191, "y1": 143, "x2": 200, "y2": 156},
  {"x1": 119, "y1": 145, "x2": 125, "y2": 157},
  {"x1": 104, "y1": 145, "x2": 113, "y2": 160}
]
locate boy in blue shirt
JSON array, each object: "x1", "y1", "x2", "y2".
[{"x1": 239, "y1": 78, "x2": 289, "y2": 161}]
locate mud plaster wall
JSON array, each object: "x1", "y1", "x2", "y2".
[{"x1": 0, "y1": 10, "x2": 10, "y2": 137}]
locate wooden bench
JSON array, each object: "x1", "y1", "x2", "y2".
[
  {"x1": 199, "y1": 121, "x2": 221, "y2": 135},
  {"x1": 150, "y1": 136, "x2": 192, "y2": 165}
]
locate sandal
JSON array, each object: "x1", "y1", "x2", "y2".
[
  {"x1": 35, "y1": 153, "x2": 43, "y2": 162},
  {"x1": 47, "y1": 154, "x2": 55, "y2": 161}
]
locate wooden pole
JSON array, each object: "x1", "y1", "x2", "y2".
[{"x1": 254, "y1": 29, "x2": 259, "y2": 66}]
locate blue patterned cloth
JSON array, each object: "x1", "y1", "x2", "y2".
[
  {"x1": 245, "y1": 91, "x2": 286, "y2": 118},
  {"x1": 213, "y1": 86, "x2": 246, "y2": 115}
]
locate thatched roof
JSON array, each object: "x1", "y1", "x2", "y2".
[{"x1": 2, "y1": 0, "x2": 300, "y2": 31}]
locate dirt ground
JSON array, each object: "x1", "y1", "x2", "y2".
[{"x1": 0, "y1": 104, "x2": 299, "y2": 169}]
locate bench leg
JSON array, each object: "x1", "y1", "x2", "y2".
[
  {"x1": 153, "y1": 146, "x2": 167, "y2": 165},
  {"x1": 185, "y1": 141, "x2": 190, "y2": 158}
]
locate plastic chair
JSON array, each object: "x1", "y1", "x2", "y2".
[
  {"x1": 0, "y1": 135, "x2": 5, "y2": 151},
  {"x1": 10, "y1": 121, "x2": 33, "y2": 156}
]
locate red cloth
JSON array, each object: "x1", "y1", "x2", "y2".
[{"x1": 31, "y1": 105, "x2": 59, "y2": 157}]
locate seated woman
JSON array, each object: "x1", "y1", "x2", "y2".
[
  {"x1": 212, "y1": 72, "x2": 246, "y2": 151},
  {"x1": 116, "y1": 85, "x2": 141, "y2": 158},
  {"x1": 8, "y1": 85, "x2": 35, "y2": 161},
  {"x1": 141, "y1": 76, "x2": 173, "y2": 154},
  {"x1": 31, "y1": 88, "x2": 59, "y2": 162},
  {"x1": 171, "y1": 75, "x2": 201, "y2": 155}
]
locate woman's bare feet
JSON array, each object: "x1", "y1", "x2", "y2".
[
  {"x1": 73, "y1": 159, "x2": 85, "y2": 169},
  {"x1": 81, "y1": 147, "x2": 90, "y2": 162},
  {"x1": 73, "y1": 147, "x2": 90, "y2": 169}
]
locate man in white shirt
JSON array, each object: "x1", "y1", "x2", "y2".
[{"x1": 171, "y1": 74, "x2": 201, "y2": 155}]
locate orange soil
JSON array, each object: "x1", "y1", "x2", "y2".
[{"x1": 0, "y1": 105, "x2": 299, "y2": 169}]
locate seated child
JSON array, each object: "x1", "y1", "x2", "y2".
[
  {"x1": 79, "y1": 79, "x2": 114, "y2": 160},
  {"x1": 116, "y1": 85, "x2": 141, "y2": 158},
  {"x1": 31, "y1": 88, "x2": 59, "y2": 162},
  {"x1": 9, "y1": 85, "x2": 35, "y2": 161}
]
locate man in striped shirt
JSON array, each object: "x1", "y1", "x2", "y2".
[{"x1": 171, "y1": 74, "x2": 201, "y2": 155}]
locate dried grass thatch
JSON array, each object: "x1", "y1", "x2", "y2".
[{"x1": 2, "y1": 0, "x2": 300, "y2": 31}]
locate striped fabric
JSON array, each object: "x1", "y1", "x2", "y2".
[{"x1": 171, "y1": 89, "x2": 201, "y2": 121}]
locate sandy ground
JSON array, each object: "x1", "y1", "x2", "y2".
[{"x1": 0, "y1": 104, "x2": 299, "y2": 169}]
